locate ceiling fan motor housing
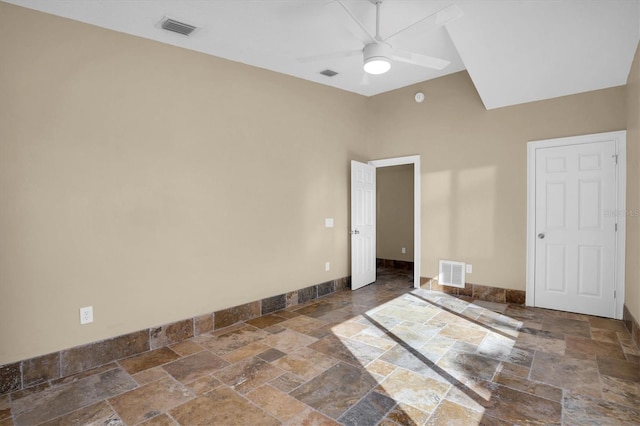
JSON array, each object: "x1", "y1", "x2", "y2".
[{"x1": 363, "y1": 43, "x2": 392, "y2": 74}]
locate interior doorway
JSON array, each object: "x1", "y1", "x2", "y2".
[{"x1": 369, "y1": 155, "x2": 421, "y2": 288}]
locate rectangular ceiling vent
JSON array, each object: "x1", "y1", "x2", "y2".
[
  {"x1": 438, "y1": 260, "x2": 466, "y2": 288},
  {"x1": 160, "y1": 17, "x2": 197, "y2": 36},
  {"x1": 320, "y1": 69, "x2": 338, "y2": 77}
]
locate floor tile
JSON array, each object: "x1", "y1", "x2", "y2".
[
  {"x1": 337, "y1": 391, "x2": 396, "y2": 426},
  {"x1": 197, "y1": 325, "x2": 269, "y2": 355},
  {"x1": 246, "y1": 384, "x2": 308, "y2": 421},
  {"x1": 563, "y1": 392, "x2": 640, "y2": 425},
  {"x1": 600, "y1": 375, "x2": 640, "y2": 408},
  {"x1": 425, "y1": 400, "x2": 484, "y2": 425},
  {"x1": 4, "y1": 268, "x2": 639, "y2": 426},
  {"x1": 162, "y1": 351, "x2": 229, "y2": 384},
  {"x1": 39, "y1": 401, "x2": 119, "y2": 426},
  {"x1": 376, "y1": 368, "x2": 451, "y2": 414},
  {"x1": 261, "y1": 329, "x2": 317, "y2": 353},
  {"x1": 530, "y1": 351, "x2": 601, "y2": 397},
  {"x1": 542, "y1": 316, "x2": 591, "y2": 338},
  {"x1": 215, "y1": 357, "x2": 283, "y2": 394},
  {"x1": 12, "y1": 367, "x2": 136, "y2": 426},
  {"x1": 108, "y1": 377, "x2": 192, "y2": 425},
  {"x1": 272, "y1": 346, "x2": 337, "y2": 380},
  {"x1": 169, "y1": 386, "x2": 279, "y2": 425},
  {"x1": 290, "y1": 362, "x2": 377, "y2": 419},
  {"x1": 119, "y1": 347, "x2": 181, "y2": 374},
  {"x1": 597, "y1": 355, "x2": 640, "y2": 381}
]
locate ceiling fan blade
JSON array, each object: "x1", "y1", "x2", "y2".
[
  {"x1": 383, "y1": 4, "x2": 463, "y2": 43},
  {"x1": 391, "y1": 49, "x2": 450, "y2": 70},
  {"x1": 333, "y1": 0, "x2": 377, "y2": 44},
  {"x1": 297, "y1": 49, "x2": 361, "y2": 64}
]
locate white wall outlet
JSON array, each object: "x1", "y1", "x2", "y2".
[
  {"x1": 401, "y1": 247, "x2": 406, "y2": 254},
  {"x1": 325, "y1": 261, "x2": 330, "y2": 271},
  {"x1": 466, "y1": 264, "x2": 473, "y2": 274},
  {"x1": 80, "y1": 306, "x2": 93, "y2": 325},
  {"x1": 325, "y1": 218, "x2": 334, "y2": 228}
]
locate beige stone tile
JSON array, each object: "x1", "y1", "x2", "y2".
[
  {"x1": 564, "y1": 392, "x2": 640, "y2": 425},
  {"x1": 601, "y1": 375, "x2": 640, "y2": 409},
  {"x1": 247, "y1": 384, "x2": 308, "y2": 421},
  {"x1": 39, "y1": 401, "x2": 119, "y2": 426},
  {"x1": 169, "y1": 340, "x2": 204, "y2": 357},
  {"x1": 565, "y1": 335, "x2": 625, "y2": 360},
  {"x1": 269, "y1": 372, "x2": 307, "y2": 393},
  {"x1": 365, "y1": 359, "x2": 397, "y2": 378},
  {"x1": 12, "y1": 368, "x2": 136, "y2": 426},
  {"x1": 530, "y1": 351, "x2": 601, "y2": 398},
  {"x1": 261, "y1": 329, "x2": 318, "y2": 353},
  {"x1": 278, "y1": 316, "x2": 327, "y2": 334},
  {"x1": 185, "y1": 373, "x2": 222, "y2": 395},
  {"x1": 376, "y1": 368, "x2": 451, "y2": 414},
  {"x1": 119, "y1": 347, "x2": 181, "y2": 375},
  {"x1": 590, "y1": 328, "x2": 620, "y2": 344},
  {"x1": 215, "y1": 357, "x2": 283, "y2": 394},
  {"x1": 221, "y1": 342, "x2": 272, "y2": 364},
  {"x1": 162, "y1": 351, "x2": 229, "y2": 384},
  {"x1": 169, "y1": 386, "x2": 279, "y2": 425},
  {"x1": 109, "y1": 377, "x2": 193, "y2": 425},
  {"x1": 272, "y1": 346, "x2": 337, "y2": 380},
  {"x1": 283, "y1": 408, "x2": 341, "y2": 425},
  {"x1": 138, "y1": 413, "x2": 178, "y2": 425},
  {"x1": 426, "y1": 400, "x2": 485, "y2": 425},
  {"x1": 382, "y1": 402, "x2": 431, "y2": 426},
  {"x1": 437, "y1": 323, "x2": 488, "y2": 346},
  {"x1": 132, "y1": 366, "x2": 171, "y2": 385},
  {"x1": 493, "y1": 372, "x2": 563, "y2": 402}
]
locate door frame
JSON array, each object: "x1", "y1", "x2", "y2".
[
  {"x1": 369, "y1": 155, "x2": 421, "y2": 289},
  {"x1": 526, "y1": 131, "x2": 626, "y2": 319}
]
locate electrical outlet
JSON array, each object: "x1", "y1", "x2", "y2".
[
  {"x1": 325, "y1": 262, "x2": 330, "y2": 271},
  {"x1": 466, "y1": 264, "x2": 473, "y2": 274},
  {"x1": 80, "y1": 306, "x2": 93, "y2": 325},
  {"x1": 401, "y1": 247, "x2": 406, "y2": 254}
]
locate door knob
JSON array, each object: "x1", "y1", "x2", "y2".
[
  {"x1": 350, "y1": 229, "x2": 360, "y2": 235},
  {"x1": 538, "y1": 233, "x2": 545, "y2": 239}
]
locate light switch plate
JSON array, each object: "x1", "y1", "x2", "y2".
[
  {"x1": 466, "y1": 264, "x2": 473, "y2": 274},
  {"x1": 325, "y1": 218, "x2": 334, "y2": 228}
]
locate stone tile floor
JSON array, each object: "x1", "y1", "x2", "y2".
[{"x1": 2, "y1": 268, "x2": 639, "y2": 425}]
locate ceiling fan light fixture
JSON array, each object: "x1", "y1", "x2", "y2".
[
  {"x1": 363, "y1": 42, "x2": 392, "y2": 75},
  {"x1": 364, "y1": 57, "x2": 391, "y2": 75}
]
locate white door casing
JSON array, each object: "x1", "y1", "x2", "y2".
[
  {"x1": 351, "y1": 160, "x2": 376, "y2": 290},
  {"x1": 527, "y1": 131, "x2": 626, "y2": 319}
]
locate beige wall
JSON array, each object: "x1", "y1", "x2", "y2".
[
  {"x1": 376, "y1": 165, "x2": 414, "y2": 261},
  {"x1": 0, "y1": 3, "x2": 368, "y2": 365},
  {"x1": 626, "y1": 42, "x2": 640, "y2": 322},
  {"x1": 366, "y1": 72, "x2": 627, "y2": 289}
]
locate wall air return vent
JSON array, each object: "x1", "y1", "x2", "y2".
[
  {"x1": 160, "y1": 17, "x2": 197, "y2": 36},
  {"x1": 438, "y1": 260, "x2": 466, "y2": 288}
]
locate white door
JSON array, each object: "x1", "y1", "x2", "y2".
[
  {"x1": 534, "y1": 140, "x2": 617, "y2": 317},
  {"x1": 351, "y1": 160, "x2": 376, "y2": 290}
]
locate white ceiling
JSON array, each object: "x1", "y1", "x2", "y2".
[{"x1": 4, "y1": 0, "x2": 640, "y2": 109}]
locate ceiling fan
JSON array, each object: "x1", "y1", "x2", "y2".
[{"x1": 299, "y1": 0, "x2": 463, "y2": 76}]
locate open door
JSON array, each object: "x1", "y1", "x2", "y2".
[{"x1": 351, "y1": 160, "x2": 376, "y2": 290}]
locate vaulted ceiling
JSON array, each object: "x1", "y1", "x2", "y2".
[{"x1": 4, "y1": 0, "x2": 640, "y2": 109}]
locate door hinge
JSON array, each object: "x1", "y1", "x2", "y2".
[
  {"x1": 615, "y1": 223, "x2": 618, "y2": 232},
  {"x1": 612, "y1": 154, "x2": 618, "y2": 164},
  {"x1": 614, "y1": 290, "x2": 616, "y2": 299}
]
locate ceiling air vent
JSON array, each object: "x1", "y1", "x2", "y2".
[
  {"x1": 438, "y1": 260, "x2": 466, "y2": 288},
  {"x1": 320, "y1": 69, "x2": 338, "y2": 77},
  {"x1": 160, "y1": 17, "x2": 197, "y2": 36}
]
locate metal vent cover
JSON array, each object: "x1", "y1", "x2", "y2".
[
  {"x1": 320, "y1": 69, "x2": 338, "y2": 77},
  {"x1": 160, "y1": 17, "x2": 197, "y2": 36},
  {"x1": 438, "y1": 260, "x2": 466, "y2": 288}
]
